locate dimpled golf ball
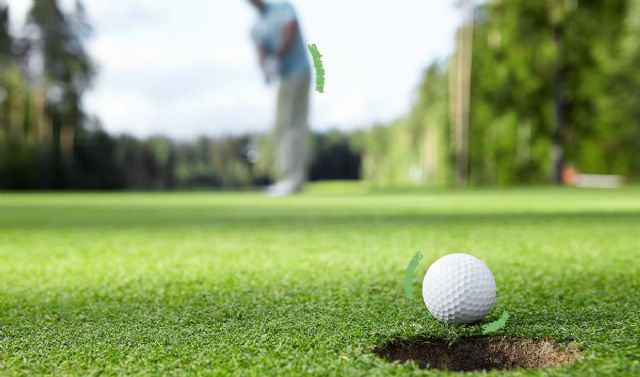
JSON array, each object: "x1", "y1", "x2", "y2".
[{"x1": 422, "y1": 253, "x2": 496, "y2": 324}]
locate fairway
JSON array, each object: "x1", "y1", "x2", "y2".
[{"x1": 1, "y1": 186, "x2": 639, "y2": 375}]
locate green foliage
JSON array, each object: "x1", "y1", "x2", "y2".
[
  {"x1": 361, "y1": 64, "x2": 452, "y2": 187},
  {"x1": 27, "y1": 0, "x2": 96, "y2": 188},
  {"x1": 471, "y1": 0, "x2": 639, "y2": 182},
  {"x1": 0, "y1": 0, "x2": 97, "y2": 189},
  {"x1": 0, "y1": 67, "x2": 41, "y2": 189},
  {"x1": 482, "y1": 310, "x2": 509, "y2": 335},
  {"x1": 173, "y1": 136, "x2": 256, "y2": 189},
  {"x1": 307, "y1": 43, "x2": 325, "y2": 93},
  {"x1": 309, "y1": 130, "x2": 361, "y2": 181},
  {"x1": 404, "y1": 251, "x2": 422, "y2": 300},
  {"x1": 361, "y1": 0, "x2": 640, "y2": 186}
]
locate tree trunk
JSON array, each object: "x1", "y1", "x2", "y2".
[
  {"x1": 552, "y1": 25, "x2": 565, "y2": 184},
  {"x1": 450, "y1": 1, "x2": 474, "y2": 187}
]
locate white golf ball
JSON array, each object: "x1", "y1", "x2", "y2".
[{"x1": 422, "y1": 253, "x2": 496, "y2": 324}]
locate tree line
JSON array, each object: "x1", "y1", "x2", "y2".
[
  {"x1": 1, "y1": 0, "x2": 638, "y2": 190},
  {"x1": 0, "y1": 0, "x2": 360, "y2": 190},
  {"x1": 361, "y1": 0, "x2": 640, "y2": 186}
]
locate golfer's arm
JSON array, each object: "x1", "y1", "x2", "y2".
[{"x1": 276, "y1": 20, "x2": 297, "y2": 59}]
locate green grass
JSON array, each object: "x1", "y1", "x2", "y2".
[{"x1": 1, "y1": 186, "x2": 639, "y2": 376}]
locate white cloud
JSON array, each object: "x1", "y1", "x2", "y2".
[{"x1": 8, "y1": 0, "x2": 460, "y2": 139}]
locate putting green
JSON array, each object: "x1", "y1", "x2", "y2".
[{"x1": 1, "y1": 185, "x2": 639, "y2": 375}]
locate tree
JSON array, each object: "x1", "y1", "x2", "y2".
[
  {"x1": 25, "y1": 0, "x2": 95, "y2": 188},
  {"x1": 450, "y1": 0, "x2": 475, "y2": 187},
  {"x1": 468, "y1": 0, "x2": 629, "y2": 184},
  {"x1": 0, "y1": 0, "x2": 11, "y2": 61},
  {"x1": 360, "y1": 0, "x2": 638, "y2": 187},
  {"x1": 591, "y1": 0, "x2": 640, "y2": 177}
]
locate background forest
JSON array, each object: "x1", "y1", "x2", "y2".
[{"x1": 1, "y1": 0, "x2": 638, "y2": 190}]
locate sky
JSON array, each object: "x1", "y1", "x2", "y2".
[{"x1": 8, "y1": 0, "x2": 460, "y2": 140}]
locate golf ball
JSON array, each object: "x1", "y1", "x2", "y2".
[{"x1": 422, "y1": 253, "x2": 496, "y2": 324}]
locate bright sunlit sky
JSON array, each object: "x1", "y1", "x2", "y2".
[{"x1": 8, "y1": 0, "x2": 460, "y2": 139}]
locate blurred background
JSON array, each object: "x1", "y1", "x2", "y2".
[{"x1": 0, "y1": 0, "x2": 638, "y2": 190}]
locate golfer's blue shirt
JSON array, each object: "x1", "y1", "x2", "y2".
[{"x1": 251, "y1": 1, "x2": 310, "y2": 78}]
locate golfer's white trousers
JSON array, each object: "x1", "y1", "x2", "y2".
[{"x1": 274, "y1": 70, "x2": 311, "y2": 186}]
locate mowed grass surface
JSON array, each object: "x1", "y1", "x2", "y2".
[{"x1": 1, "y1": 186, "x2": 639, "y2": 376}]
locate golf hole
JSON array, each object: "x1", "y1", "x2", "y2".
[{"x1": 373, "y1": 336, "x2": 580, "y2": 371}]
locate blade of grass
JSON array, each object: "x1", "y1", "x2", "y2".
[
  {"x1": 307, "y1": 43, "x2": 325, "y2": 93},
  {"x1": 482, "y1": 310, "x2": 510, "y2": 334},
  {"x1": 404, "y1": 251, "x2": 423, "y2": 300}
]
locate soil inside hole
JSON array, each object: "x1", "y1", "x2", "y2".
[{"x1": 373, "y1": 336, "x2": 580, "y2": 371}]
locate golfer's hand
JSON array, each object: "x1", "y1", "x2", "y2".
[{"x1": 262, "y1": 57, "x2": 279, "y2": 84}]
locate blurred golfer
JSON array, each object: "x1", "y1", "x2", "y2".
[{"x1": 248, "y1": 0, "x2": 311, "y2": 196}]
